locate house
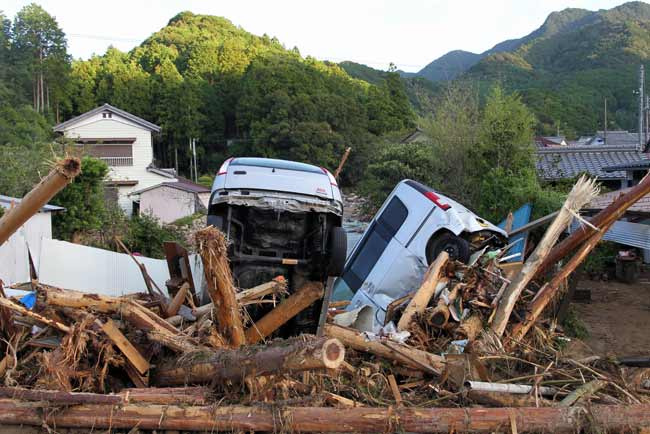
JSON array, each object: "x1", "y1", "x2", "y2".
[
  {"x1": 581, "y1": 130, "x2": 641, "y2": 147},
  {"x1": 536, "y1": 145, "x2": 648, "y2": 189},
  {"x1": 534, "y1": 136, "x2": 568, "y2": 147},
  {"x1": 129, "y1": 178, "x2": 211, "y2": 224},
  {"x1": 0, "y1": 195, "x2": 64, "y2": 285},
  {"x1": 53, "y1": 103, "x2": 177, "y2": 216}
]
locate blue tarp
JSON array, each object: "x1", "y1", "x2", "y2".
[{"x1": 498, "y1": 203, "x2": 532, "y2": 263}]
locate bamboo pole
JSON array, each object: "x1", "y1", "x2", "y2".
[
  {"x1": 154, "y1": 336, "x2": 345, "y2": 386},
  {"x1": 0, "y1": 157, "x2": 81, "y2": 246},
  {"x1": 397, "y1": 251, "x2": 449, "y2": 331},
  {"x1": 536, "y1": 172, "x2": 650, "y2": 277},
  {"x1": 245, "y1": 281, "x2": 323, "y2": 344},
  {"x1": 1, "y1": 400, "x2": 649, "y2": 432},
  {"x1": 509, "y1": 221, "x2": 615, "y2": 344},
  {"x1": 491, "y1": 176, "x2": 599, "y2": 337},
  {"x1": 195, "y1": 227, "x2": 246, "y2": 348}
]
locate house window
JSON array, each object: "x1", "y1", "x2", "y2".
[
  {"x1": 102, "y1": 112, "x2": 113, "y2": 119},
  {"x1": 85, "y1": 144, "x2": 133, "y2": 166}
]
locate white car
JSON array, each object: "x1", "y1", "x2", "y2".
[
  {"x1": 208, "y1": 157, "x2": 347, "y2": 332},
  {"x1": 333, "y1": 179, "x2": 506, "y2": 328}
]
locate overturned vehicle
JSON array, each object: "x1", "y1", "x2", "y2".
[
  {"x1": 207, "y1": 157, "x2": 347, "y2": 332},
  {"x1": 333, "y1": 179, "x2": 507, "y2": 330}
]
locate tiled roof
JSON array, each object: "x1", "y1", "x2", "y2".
[
  {"x1": 586, "y1": 186, "x2": 650, "y2": 214},
  {"x1": 536, "y1": 146, "x2": 648, "y2": 180},
  {"x1": 130, "y1": 178, "x2": 210, "y2": 196},
  {"x1": 585, "y1": 131, "x2": 640, "y2": 147},
  {"x1": 603, "y1": 159, "x2": 650, "y2": 172}
]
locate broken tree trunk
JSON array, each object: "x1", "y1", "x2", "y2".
[
  {"x1": 324, "y1": 323, "x2": 445, "y2": 374},
  {"x1": 536, "y1": 172, "x2": 650, "y2": 277},
  {"x1": 154, "y1": 336, "x2": 345, "y2": 386},
  {"x1": 427, "y1": 281, "x2": 460, "y2": 328},
  {"x1": 455, "y1": 314, "x2": 483, "y2": 341},
  {"x1": 99, "y1": 319, "x2": 149, "y2": 375},
  {"x1": 245, "y1": 281, "x2": 324, "y2": 344},
  {"x1": 509, "y1": 221, "x2": 615, "y2": 344},
  {"x1": 195, "y1": 226, "x2": 246, "y2": 348},
  {"x1": 0, "y1": 157, "x2": 81, "y2": 246},
  {"x1": 1, "y1": 401, "x2": 649, "y2": 432},
  {"x1": 397, "y1": 251, "x2": 449, "y2": 331},
  {"x1": 491, "y1": 176, "x2": 599, "y2": 337}
]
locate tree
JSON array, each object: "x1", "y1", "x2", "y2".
[
  {"x1": 51, "y1": 157, "x2": 109, "y2": 240},
  {"x1": 12, "y1": 3, "x2": 69, "y2": 118}
]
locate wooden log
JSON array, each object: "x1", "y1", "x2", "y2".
[
  {"x1": 324, "y1": 323, "x2": 445, "y2": 374},
  {"x1": 397, "y1": 251, "x2": 449, "y2": 331},
  {"x1": 0, "y1": 157, "x2": 81, "y2": 246},
  {"x1": 509, "y1": 221, "x2": 615, "y2": 344},
  {"x1": 154, "y1": 336, "x2": 345, "y2": 386},
  {"x1": 99, "y1": 319, "x2": 149, "y2": 375},
  {"x1": 1, "y1": 400, "x2": 650, "y2": 432},
  {"x1": 146, "y1": 330, "x2": 203, "y2": 353},
  {"x1": 491, "y1": 176, "x2": 599, "y2": 337},
  {"x1": 245, "y1": 282, "x2": 323, "y2": 344},
  {"x1": 560, "y1": 380, "x2": 607, "y2": 406},
  {"x1": 455, "y1": 314, "x2": 483, "y2": 341},
  {"x1": 195, "y1": 226, "x2": 246, "y2": 347},
  {"x1": 427, "y1": 281, "x2": 460, "y2": 328},
  {"x1": 0, "y1": 297, "x2": 69, "y2": 332},
  {"x1": 387, "y1": 374, "x2": 403, "y2": 406},
  {"x1": 334, "y1": 146, "x2": 352, "y2": 179},
  {"x1": 165, "y1": 282, "x2": 189, "y2": 317},
  {"x1": 0, "y1": 387, "x2": 210, "y2": 406},
  {"x1": 536, "y1": 172, "x2": 650, "y2": 277}
]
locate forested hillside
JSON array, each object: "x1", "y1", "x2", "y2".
[{"x1": 0, "y1": 7, "x2": 414, "y2": 184}]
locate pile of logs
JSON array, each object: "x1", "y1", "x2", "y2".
[{"x1": 2, "y1": 164, "x2": 650, "y2": 432}]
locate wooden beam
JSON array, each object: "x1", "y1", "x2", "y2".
[{"x1": 99, "y1": 319, "x2": 149, "y2": 375}]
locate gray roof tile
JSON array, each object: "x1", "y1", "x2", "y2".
[{"x1": 536, "y1": 146, "x2": 648, "y2": 180}]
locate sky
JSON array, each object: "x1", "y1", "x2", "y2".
[{"x1": 2, "y1": 0, "x2": 642, "y2": 72}]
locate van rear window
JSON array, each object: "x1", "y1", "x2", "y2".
[{"x1": 231, "y1": 158, "x2": 323, "y2": 174}]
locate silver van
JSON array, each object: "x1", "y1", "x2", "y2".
[
  {"x1": 333, "y1": 179, "x2": 506, "y2": 328},
  {"x1": 208, "y1": 157, "x2": 347, "y2": 331}
]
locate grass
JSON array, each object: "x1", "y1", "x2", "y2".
[{"x1": 562, "y1": 305, "x2": 589, "y2": 340}]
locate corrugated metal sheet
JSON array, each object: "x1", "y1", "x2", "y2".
[
  {"x1": 570, "y1": 219, "x2": 650, "y2": 250},
  {"x1": 38, "y1": 238, "x2": 205, "y2": 297}
]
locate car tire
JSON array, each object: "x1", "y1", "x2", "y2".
[
  {"x1": 427, "y1": 232, "x2": 470, "y2": 264},
  {"x1": 328, "y1": 226, "x2": 347, "y2": 276}
]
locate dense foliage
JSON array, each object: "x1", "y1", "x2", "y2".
[
  {"x1": 63, "y1": 12, "x2": 414, "y2": 183},
  {"x1": 361, "y1": 85, "x2": 566, "y2": 223}
]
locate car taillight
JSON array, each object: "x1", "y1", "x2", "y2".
[
  {"x1": 321, "y1": 167, "x2": 338, "y2": 187},
  {"x1": 216, "y1": 157, "x2": 233, "y2": 176},
  {"x1": 424, "y1": 191, "x2": 451, "y2": 211}
]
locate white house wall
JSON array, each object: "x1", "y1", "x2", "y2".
[
  {"x1": 62, "y1": 114, "x2": 173, "y2": 215},
  {"x1": 141, "y1": 186, "x2": 197, "y2": 224},
  {"x1": 0, "y1": 212, "x2": 52, "y2": 286}
]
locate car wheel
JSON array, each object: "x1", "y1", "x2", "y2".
[
  {"x1": 327, "y1": 226, "x2": 347, "y2": 276},
  {"x1": 427, "y1": 232, "x2": 470, "y2": 264}
]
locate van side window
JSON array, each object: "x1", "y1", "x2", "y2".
[{"x1": 342, "y1": 197, "x2": 408, "y2": 293}]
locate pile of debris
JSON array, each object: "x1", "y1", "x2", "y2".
[{"x1": 2, "y1": 160, "x2": 650, "y2": 432}]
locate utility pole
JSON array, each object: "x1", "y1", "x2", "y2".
[
  {"x1": 192, "y1": 138, "x2": 198, "y2": 183},
  {"x1": 189, "y1": 138, "x2": 193, "y2": 181},
  {"x1": 646, "y1": 95, "x2": 650, "y2": 146},
  {"x1": 639, "y1": 64, "x2": 645, "y2": 149},
  {"x1": 603, "y1": 98, "x2": 607, "y2": 146}
]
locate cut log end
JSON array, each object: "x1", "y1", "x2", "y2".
[
  {"x1": 322, "y1": 338, "x2": 345, "y2": 369},
  {"x1": 57, "y1": 157, "x2": 82, "y2": 179}
]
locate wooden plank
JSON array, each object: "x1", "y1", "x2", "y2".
[
  {"x1": 100, "y1": 319, "x2": 149, "y2": 375},
  {"x1": 387, "y1": 374, "x2": 402, "y2": 406}
]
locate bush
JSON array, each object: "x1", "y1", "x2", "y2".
[{"x1": 125, "y1": 213, "x2": 186, "y2": 258}]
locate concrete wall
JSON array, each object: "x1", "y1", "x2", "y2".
[
  {"x1": 62, "y1": 112, "x2": 173, "y2": 215},
  {"x1": 140, "y1": 186, "x2": 198, "y2": 224}
]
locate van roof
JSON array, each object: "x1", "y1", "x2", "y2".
[{"x1": 231, "y1": 157, "x2": 324, "y2": 175}]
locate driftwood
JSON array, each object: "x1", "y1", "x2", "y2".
[
  {"x1": 154, "y1": 336, "x2": 345, "y2": 386},
  {"x1": 1, "y1": 400, "x2": 649, "y2": 432},
  {"x1": 397, "y1": 251, "x2": 449, "y2": 331},
  {"x1": 491, "y1": 176, "x2": 599, "y2": 337},
  {"x1": 246, "y1": 281, "x2": 323, "y2": 344},
  {"x1": 195, "y1": 226, "x2": 246, "y2": 348},
  {"x1": 0, "y1": 297, "x2": 70, "y2": 332},
  {"x1": 0, "y1": 157, "x2": 81, "y2": 246},
  {"x1": 324, "y1": 323, "x2": 445, "y2": 374},
  {"x1": 427, "y1": 281, "x2": 459, "y2": 328},
  {"x1": 455, "y1": 314, "x2": 483, "y2": 341}
]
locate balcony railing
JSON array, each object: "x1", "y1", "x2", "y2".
[{"x1": 100, "y1": 157, "x2": 133, "y2": 167}]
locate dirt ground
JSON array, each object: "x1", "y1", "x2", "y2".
[{"x1": 572, "y1": 276, "x2": 650, "y2": 357}]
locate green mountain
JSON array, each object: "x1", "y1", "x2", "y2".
[
  {"x1": 414, "y1": 50, "x2": 482, "y2": 82},
  {"x1": 66, "y1": 12, "x2": 414, "y2": 182}
]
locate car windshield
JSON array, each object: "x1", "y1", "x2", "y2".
[{"x1": 231, "y1": 157, "x2": 323, "y2": 174}]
